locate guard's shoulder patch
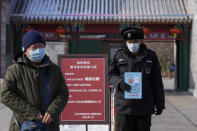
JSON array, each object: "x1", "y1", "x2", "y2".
[
  {"x1": 147, "y1": 49, "x2": 158, "y2": 59},
  {"x1": 148, "y1": 48, "x2": 156, "y2": 54}
]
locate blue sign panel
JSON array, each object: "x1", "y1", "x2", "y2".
[{"x1": 124, "y1": 72, "x2": 142, "y2": 99}]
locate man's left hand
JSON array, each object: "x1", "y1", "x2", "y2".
[
  {"x1": 155, "y1": 108, "x2": 163, "y2": 115},
  {"x1": 42, "y1": 112, "x2": 53, "y2": 124}
]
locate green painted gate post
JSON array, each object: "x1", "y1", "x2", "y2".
[
  {"x1": 176, "y1": 24, "x2": 191, "y2": 91},
  {"x1": 13, "y1": 26, "x2": 22, "y2": 56},
  {"x1": 69, "y1": 32, "x2": 78, "y2": 54}
]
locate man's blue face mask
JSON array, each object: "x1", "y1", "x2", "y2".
[{"x1": 29, "y1": 48, "x2": 45, "y2": 63}]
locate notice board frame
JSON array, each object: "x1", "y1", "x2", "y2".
[{"x1": 58, "y1": 54, "x2": 110, "y2": 125}]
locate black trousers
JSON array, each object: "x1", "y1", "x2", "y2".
[{"x1": 115, "y1": 114, "x2": 152, "y2": 131}]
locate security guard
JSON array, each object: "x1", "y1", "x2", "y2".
[{"x1": 108, "y1": 26, "x2": 165, "y2": 131}]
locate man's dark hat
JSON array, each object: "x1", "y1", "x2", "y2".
[
  {"x1": 121, "y1": 26, "x2": 144, "y2": 40},
  {"x1": 22, "y1": 30, "x2": 46, "y2": 52}
]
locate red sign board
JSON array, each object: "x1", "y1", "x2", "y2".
[{"x1": 59, "y1": 55, "x2": 109, "y2": 124}]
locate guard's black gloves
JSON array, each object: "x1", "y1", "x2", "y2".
[
  {"x1": 155, "y1": 108, "x2": 163, "y2": 115},
  {"x1": 119, "y1": 80, "x2": 131, "y2": 91}
]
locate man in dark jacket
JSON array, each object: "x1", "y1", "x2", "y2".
[
  {"x1": 1, "y1": 30, "x2": 69, "y2": 131},
  {"x1": 108, "y1": 26, "x2": 165, "y2": 131}
]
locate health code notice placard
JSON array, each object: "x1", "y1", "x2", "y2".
[{"x1": 60, "y1": 57, "x2": 106, "y2": 123}]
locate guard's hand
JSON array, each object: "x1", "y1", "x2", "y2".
[
  {"x1": 119, "y1": 81, "x2": 131, "y2": 91},
  {"x1": 42, "y1": 112, "x2": 53, "y2": 124},
  {"x1": 35, "y1": 112, "x2": 43, "y2": 120},
  {"x1": 155, "y1": 108, "x2": 163, "y2": 115}
]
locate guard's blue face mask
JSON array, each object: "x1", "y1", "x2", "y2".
[
  {"x1": 126, "y1": 42, "x2": 140, "y2": 53},
  {"x1": 29, "y1": 48, "x2": 45, "y2": 63}
]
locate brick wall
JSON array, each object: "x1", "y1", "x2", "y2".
[{"x1": 1, "y1": 0, "x2": 13, "y2": 77}]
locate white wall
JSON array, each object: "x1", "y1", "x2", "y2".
[
  {"x1": 186, "y1": 0, "x2": 197, "y2": 96},
  {"x1": 186, "y1": 0, "x2": 197, "y2": 15},
  {"x1": 190, "y1": 16, "x2": 197, "y2": 96},
  {"x1": 45, "y1": 41, "x2": 69, "y2": 64}
]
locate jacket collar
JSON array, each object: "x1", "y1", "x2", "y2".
[
  {"x1": 124, "y1": 43, "x2": 148, "y2": 63},
  {"x1": 13, "y1": 51, "x2": 52, "y2": 68}
]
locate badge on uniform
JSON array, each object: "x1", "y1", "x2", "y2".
[
  {"x1": 124, "y1": 72, "x2": 142, "y2": 99},
  {"x1": 145, "y1": 67, "x2": 151, "y2": 74}
]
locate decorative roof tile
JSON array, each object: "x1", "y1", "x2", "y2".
[{"x1": 10, "y1": 0, "x2": 192, "y2": 24}]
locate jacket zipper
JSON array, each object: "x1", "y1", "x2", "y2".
[{"x1": 36, "y1": 70, "x2": 42, "y2": 112}]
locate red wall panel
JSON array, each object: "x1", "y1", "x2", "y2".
[
  {"x1": 143, "y1": 24, "x2": 174, "y2": 33},
  {"x1": 85, "y1": 24, "x2": 120, "y2": 33}
]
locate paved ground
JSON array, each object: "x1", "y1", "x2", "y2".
[
  {"x1": 151, "y1": 92, "x2": 197, "y2": 131},
  {"x1": 0, "y1": 104, "x2": 12, "y2": 131},
  {"x1": 1, "y1": 92, "x2": 197, "y2": 131},
  {"x1": 1, "y1": 78, "x2": 197, "y2": 131}
]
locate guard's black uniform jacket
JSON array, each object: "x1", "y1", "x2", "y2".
[{"x1": 108, "y1": 43, "x2": 165, "y2": 115}]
